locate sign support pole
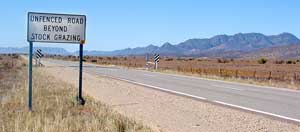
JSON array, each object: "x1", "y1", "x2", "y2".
[
  {"x1": 28, "y1": 42, "x2": 33, "y2": 111},
  {"x1": 77, "y1": 43, "x2": 85, "y2": 105}
]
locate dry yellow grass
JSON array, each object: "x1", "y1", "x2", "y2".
[{"x1": 0, "y1": 56, "x2": 152, "y2": 132}]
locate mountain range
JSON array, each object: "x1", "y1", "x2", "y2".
[
  {"x1": 82, "y1": 32, "x2": 300, "y2": 58},
  {"x1": 1, "y1": 32, "x2": 300, "y2": 58}
]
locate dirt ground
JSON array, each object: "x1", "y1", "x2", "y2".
[{"x1": 41, "y1": 60, "x2": 300, "y2": 132}]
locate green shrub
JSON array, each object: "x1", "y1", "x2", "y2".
[{"x1": 258, "y1": 58, "x2": 267, "y2": 64}]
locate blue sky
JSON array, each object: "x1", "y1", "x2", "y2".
[{"x1": 0, "y1": 0, "x2": 299, "y2": 51}]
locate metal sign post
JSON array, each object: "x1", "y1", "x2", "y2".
[
  {"x1": 28, "y1": 42, "x2": 33, "y2": 111},
  {"x1": 77, "y1": 41, "x2": 85, "y2": 105},
  {"x1": 27, "y1": 12, "x2": 86, "y2": 111}
]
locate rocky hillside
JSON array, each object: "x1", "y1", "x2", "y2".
[{"x1": 243, "y1": 44, "x2": 300, "y2": 59}]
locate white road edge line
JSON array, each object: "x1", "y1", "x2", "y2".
[
  {"x1": 116, "y1": 77, "x2": 300, "y2": 123},
  {"x1": 213, "y1": 100, "x2": 300, "y2": 123}
]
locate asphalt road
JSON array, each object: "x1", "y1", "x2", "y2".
[{"x1": 43, "y1": 59, "x2": 300, "y2": 123}]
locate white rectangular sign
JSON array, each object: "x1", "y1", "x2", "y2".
[{"x1": 27, "y1": 12, "x2": 86, "y2": 43}]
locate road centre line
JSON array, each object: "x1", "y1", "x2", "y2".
[{"x1": 210, "y1": 84, "x2": 244, "y2": 91}]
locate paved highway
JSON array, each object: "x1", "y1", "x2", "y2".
[{"x1": 44, "y1": 59, "x2": 300, "y2": 123}]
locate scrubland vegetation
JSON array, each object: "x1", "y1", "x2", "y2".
[
  {"x1": 50, "y1": 55, "x2": 300, "y2": 90},
  {"x1": 0, "y1": 54, "x2": 152, "y2": 132}
]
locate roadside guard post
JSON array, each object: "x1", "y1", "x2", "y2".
[
  {"x1": 27, "y1": 12, "x2": 87, "y2": 111},
  {"x1": 154, "y1": 54, "x2": 160, "y2": 70}
]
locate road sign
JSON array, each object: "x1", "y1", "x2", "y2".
[
  {"x1": 27, "y1": 12, "x2": 86, "y2": 111},
  {"x1": 27, "y1": 12, "x2": 86, "y2": 43},
  {"x1": 34, "y1": 49, "x2": 44, "y2": 66},
  {"x1": 154, "y1": 54, "x2": 160, "y2": 70},
  {"x1": 154, "y1": 54, "x2": 160, "y2": 62},
  {"x1": 35, "y1": 49, "x2": 43, "y2": 58}
]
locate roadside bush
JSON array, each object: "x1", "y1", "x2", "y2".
[
  {"x1": 91, "y1": 59, "x2": 97, "y2": 63},
  {"x1": 165, "y1": 58, "x2": 173, "y2": 61},
  {"x1": 177, "y1": 57, "x2": 187, "y2": 61},
  {"x1": 275, "y1": 60, "x2": 284, "y2": 64},
  {"x1": 112, "y1": 57, "x2": 118, "y2": 60},
  {"x1": 258, "y1": 58, "x2": 267, "y2": 64},
  {"x1": 286, "y1": 60, "x2": 295, "y2": 64},
  {"x1": 217, "y1": 59, "x2": 229, "y2": 63},
  {"x1": 188, "y1": 58, "x2": 194, "y2": 61}
]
